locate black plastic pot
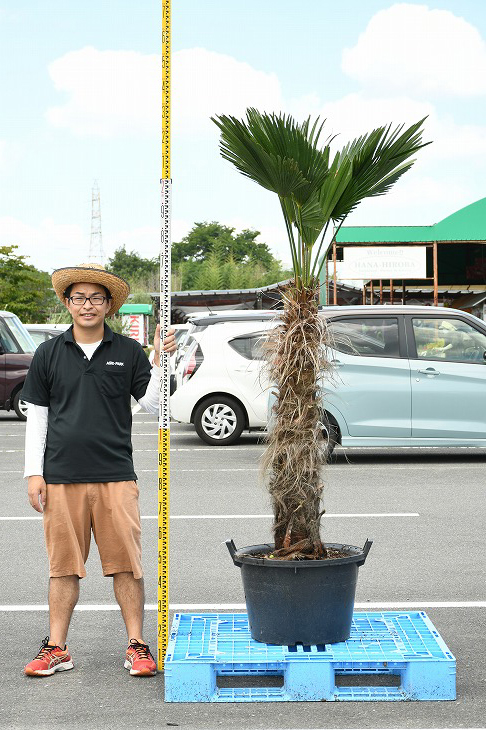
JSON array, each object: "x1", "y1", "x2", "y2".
[{"x1": 226, "y1": 539, "x2": 372, "y2": 646}]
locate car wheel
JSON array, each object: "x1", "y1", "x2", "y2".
[
  {"x1": 13, "y1": 391, "x2": 29, "y2": 421},
  {"x1": 194, "y1": 397, "x2": 246, "y2": 445},
  {"x1": 321, "y1": 413, "x2": 339, "y2": 462}
]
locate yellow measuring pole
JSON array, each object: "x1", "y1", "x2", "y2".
[{"x1": 158, "y1": 0, "x2": 171, "y2": 671}]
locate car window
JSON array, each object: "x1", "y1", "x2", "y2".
[
  {"x1": 174, "y1": 329, "x2": 188, "y2": 345},
  {"x1": 0, "y1": 319, "x2": 21, "y2": 353},
  {"x1": 6, "y1": 315, "x2": 36, "y2": 353},
  {"x1": 412, "y1": 318, "x2": 486, "y2": 363},
  {"x1": 328, "y1": 318, "x2": 400, "y2": 358},
  {"x1": 228, "y1": 333, "x2": 266, "y2": 361},
  {"x1": 28, "y1": 331, "x2": 46, "y2": 347}
]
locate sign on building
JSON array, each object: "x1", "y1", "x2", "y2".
[
  {"x1": 122, "y1": 313, "x2": 148, "y2": 345},
  {"x1": 341, "y1": 246, "x2": 427, "y2": 280},
  {"x1": 119, "y1": 303, "x2": 153, "y2": 346}
]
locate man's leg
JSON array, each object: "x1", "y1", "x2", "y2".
[
  {"x1": 49, "y1": 575, "x2": 79, "y2": 647},
  {"x1": 113, "y1": 571, "x2": 145, "y2": 642}
]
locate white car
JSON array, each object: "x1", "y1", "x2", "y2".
[
  {"x1": 170, "y1": 315, "x2": 278, "y2": 444},
  {"x1": 148, "y1": 322, "x2": 190, "y2": 371}
]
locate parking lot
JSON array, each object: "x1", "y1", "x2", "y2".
[{"x1": 0, "y1": 411, "x2": 484, "y2": 729}]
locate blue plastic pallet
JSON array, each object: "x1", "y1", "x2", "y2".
[{"x1": 164, "y1": 611, "x2": 456, "y2": 702}]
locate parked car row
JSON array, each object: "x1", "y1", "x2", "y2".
[
  {"x1": 170, "y1": 305, "x2": 486, "y2": 454},
  {"x1": 5, "y1": 304, "x2": 486, "y2": 452}
]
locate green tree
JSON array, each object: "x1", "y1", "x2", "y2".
[
  {"x1": 107, "y1": 246, "x2": 158, "y2": 282},
  {"x1": 213, "y1": 109, "x2": 429, "y2": 559},
  {"x1": 172, "y1": 222, "x2": 275, "y2": 267},
  {"x1": 172, "y1": 222, "x2": 291, "y2": 290},
  {"x1": 0, "y1": 245, "x2": 58, "y2": 322}
]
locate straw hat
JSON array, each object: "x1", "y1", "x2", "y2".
[{"x1": 52, "y1": 263, "x2": 130, "y2": 317}]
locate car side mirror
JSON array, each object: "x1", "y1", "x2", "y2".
[
  {"x1": 483, "y1": 350, "x2": 486, "y2": 362},
  {"x1": 0, "y1": 343, "x2": 5, "y2": 356}
]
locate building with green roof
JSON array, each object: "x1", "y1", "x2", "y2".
[{"x1": 322, "y1": 197, "x2": 486, "y2": 315}]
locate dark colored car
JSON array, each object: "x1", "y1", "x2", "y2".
[{"x1": 0, "y1": 311, "x2": 36, "y2": 420}]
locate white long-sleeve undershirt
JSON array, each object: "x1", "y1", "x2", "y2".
[{"x1": 24, "y1": 340, "x2": 161, "y2": 478}]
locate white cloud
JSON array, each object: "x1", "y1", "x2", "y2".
[
  {"x1": 0, "y1": 217, "x2": 86, "y2": 273},
  {"x1": 46, "y1": 47, "x2": 160, "y2": 136},
  {"x1": 0, "y1": 140, "x2": 6, "y2": 168},
  {"x1": 319, "y1": 93, "x2": 433, "y2": 143},
  {"x1": 46, "y1": 46, "x2": 283, "y2": 138},
  {"x1": 39, "y1": 39, "x2": 486, "y2": 267},
  {"x1": 342, "y1": 3, "x2": 486, "y2": 98},
  {"x1": 313, "y1": 92, "x2": 486, "y2": 165},
  {"x1": 173, "y1": 48, "x2": 282, "y2": 135},
  {"x1": 45, "y1": 41, "x2": 486, "y2": 167},
  {"x1": 347, "y1": 174, "x2": 472, "y2": 226}
]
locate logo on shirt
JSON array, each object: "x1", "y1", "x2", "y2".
[{"x1": 106, "y1": 361, "x2": 124, "y2": 366}]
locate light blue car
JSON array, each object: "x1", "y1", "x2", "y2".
[{"x1": 267, "y1": 305, "x2": 486, "y2": 456}]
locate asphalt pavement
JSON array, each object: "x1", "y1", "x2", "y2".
[{"x1": 0, "y1": 411, "x2": 484, "y2": 730}]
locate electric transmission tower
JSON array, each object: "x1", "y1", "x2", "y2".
[{"x1": 88, "y1": 181, "x2": 105, "y2": 264}]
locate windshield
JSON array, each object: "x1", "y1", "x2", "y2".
[{"x1": 6, "y1": 315, "x2": 36, "y2": 353}]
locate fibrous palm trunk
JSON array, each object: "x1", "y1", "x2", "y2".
[{"x1": 261, "y1": 280, "x2": 330, "y2": 560}]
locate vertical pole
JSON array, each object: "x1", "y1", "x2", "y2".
[
  {"x1": 324, "y1": 254, "x2": 329, "y2": 306},
  {"x1": 379, "y1": 279, "x2": 383, "y2": 304},
  {"x1": 402, "y1": 279, "x2": 406, "y2": 305},
  {"x1": 362, "y1": 284, "x2": 366, "y2": 305},
  {"x1": 370, "y1": 280, "x2": 374, "y2": 304},
  {"x1": 390, "y1": 279, "x2": 394, "y2": 304},
  {"x1": 158, "y1": 0, "x2": 171, "y2": 672},
  {"x1": 433, "y1": 241, "x2": 438, "y2": 306},
  {"x1": 333, "y1": 238, "x2": 337, "y2": 305}
]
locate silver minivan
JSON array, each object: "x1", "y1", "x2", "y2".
[
  {"x1": 320, "y1": 305, "x2": 486, "y2": 454},
  {"x1": 172, "y1": 305, "x2": 486, "y2": 451}
]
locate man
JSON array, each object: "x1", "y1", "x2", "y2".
[{"x1": 21, "y1": 263, "x2": 176, "y2": 677}]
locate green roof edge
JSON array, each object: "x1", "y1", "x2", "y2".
[{"x1": 336, "y1": 197, "x2": 486, "y2": 243}]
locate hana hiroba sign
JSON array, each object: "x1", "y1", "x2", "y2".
[{"x1": 340, "y1": 246, "x2": 427, "y2": 280}]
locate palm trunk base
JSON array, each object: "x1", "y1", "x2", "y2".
[{"x1": 261, "y1": 280, "x2": 331, "y2": 560}]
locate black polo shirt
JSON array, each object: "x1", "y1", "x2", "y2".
[{"x1": 21, "y1": 324, "x2": 152, "y2": 484}]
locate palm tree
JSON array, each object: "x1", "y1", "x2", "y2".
[{"x1": 212, "y1": 109, "x2": 429, "y2": 560}]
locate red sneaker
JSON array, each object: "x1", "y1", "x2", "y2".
[
  {"x1": 24, "y1": 637, "x2": 74, "y2": 676},
  {"x1": 124, "y1": 639, "x2": 157, "y2": 676}
]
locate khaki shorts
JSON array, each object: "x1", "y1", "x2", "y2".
[{"x1": 43, "y1": 481, "x2": 143, "y2": 580}]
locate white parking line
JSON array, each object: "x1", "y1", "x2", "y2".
[
  {"x1": 136, "y1": 447, "x2": 264, "y2": 452},
  {"x1": 138, "y1": 468, "x2": 259, "y2": 473},
  {"x1": 3, "y1": 448, "x2": 486, "y2": 460},
  {"x1": 0, "y1": 448, "x2": 264, "y2": 453},
  {"x1": 0, "y1": 513, "x2": 419, "y2": 521},
  {"x1": 0, "y1": 434, "x2": 178, "y2": 439},
  {"x1": 0, "y1": 601, "x2": 484, "y2": 611},
  {"x1": 0, "y1": 468, "x2": 260, "y2": 474},
  {"x1": 146, "y1": 512, "x2": 420, "y2": 520},
  {"x1": 336, "y1": 463, "x2": 486, "y2": 470}
]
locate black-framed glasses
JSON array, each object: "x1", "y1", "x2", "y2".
[{"x1": 69, "y1": 295, "x2": 108, "y2": 306}]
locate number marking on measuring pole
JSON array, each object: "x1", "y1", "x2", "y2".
[{"x1": 158, "y1": 0, "x2": 171, "y2": 672}]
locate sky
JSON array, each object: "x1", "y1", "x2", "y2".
[{"x1": 1, "y1": 0, "x2": 486, "y2": 273}]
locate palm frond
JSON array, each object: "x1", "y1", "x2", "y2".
[
  {"x1": 213, "y1": 109, "x2": 430, "y2": 287},
  {"x1": 328, "y1": 118, "x2": 430, "y2": 223},
  {"x1": 212, "y1": 109, "x2": 331, "y2": 205}
]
